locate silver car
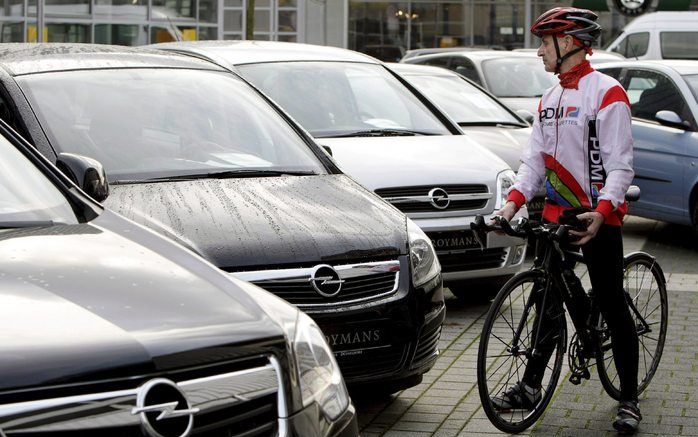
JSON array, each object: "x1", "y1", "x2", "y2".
[
  {"x1": 154, "y1": 41, "x2": 527, "y2": 298},
  {"x1": 387, "y1": 62, "x2": 545, "y2": 219}
]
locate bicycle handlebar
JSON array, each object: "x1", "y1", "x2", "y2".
[{"x1": 470, "y1": 215, "x2": 571, "y2": 248}]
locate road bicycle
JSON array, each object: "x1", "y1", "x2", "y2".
[{"x1": 470, "y1": 200, "x2": 667, "y2": 433}]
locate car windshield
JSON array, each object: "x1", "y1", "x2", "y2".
[
  {"x1": 684, "y1": 74, "x2": 698, "y2": 102},
  {"x1": 0, "y1": 135, "x2": 78, "y2": 227},
  {"x1": 17, "y1": 69, "x2": 326, "y2": 182},
  {"x1": 481, "y1": 58, "x2": 556, "y2": 98},
  {"x1": 237, "y1": 62, "x2": 451, "y2": 138},
  {"x1": 401, "y1": 73, "x2": 523, "y2": 125}
]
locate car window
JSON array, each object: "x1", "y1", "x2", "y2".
[
  {"x1": 612, "y1": 32, "x2": 649, "y2": 58},
  {"x1": 625, "y1": 69, "x2": 690, "y2": 123},
  {"x1": 238, "y1": 62, "x2": 451, "y2": 138},
  {"x1": 0, "y1": 135, "x2": 78, "y2": 226},
  {"x1": 414, "y1": 56, "x2": 450, "y2": 68},
  {"x1": 600, "y1": 68, "x2": 623, "y2": 81},
  {"x1": 17, "y1": 69, "x2": 326, "y2": 182},
  {"x1": 402, "y1": 73, "x2": 521, "y2": 125},
  {"x1": 661, "y1": 32, "x2": 698, "y2": 60},
  {"x1": 449, "y1": 57, "x2": 482, "y2": 85},
  {"x1": 481, "y1": 58, "x2": 557, "y2": 98}
]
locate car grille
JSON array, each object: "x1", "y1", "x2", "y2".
[
  {"x1": 337, "y1": 345, "x2": 408, "y2": 380},
  {"x1": 375, "y1": 184, "x2": 491, "y2": 213},
  {"x1": 412, "y1": 324, "x2": 442, "y2": 368},
  {"x1": 0, "y1": 357, "x2": 283, "y2": 437},
  {"x1": 233, "y1": 260, "x2": 400, "y2": 308},
  {"x1": 437, "y1": 248, "x2": 508, "y2": 273}
]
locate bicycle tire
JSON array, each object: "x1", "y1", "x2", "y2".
[
  {"x1": 595, "y1": 252, "x2": 668, "y2": 400},
  {"x1": 477, "y1": 270, "x2": 567, "y2": 433}
]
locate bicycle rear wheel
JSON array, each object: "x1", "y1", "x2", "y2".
[
  {"x1": 596, "y1": 252, "x2": 668, "y2": 400},
  {"x1": 477, "y1": 270, "x2": 567, "y2": 433}
]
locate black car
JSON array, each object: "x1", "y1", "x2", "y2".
[
  {"x1": 0, "y1": 119, "x2": 357, "y2": 436},
  {"x1": 0, "y1": 44, "x2": 445, "y2": 392}
]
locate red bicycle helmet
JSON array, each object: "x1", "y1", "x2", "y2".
[{"x1": 531, "y1": 7, "x2": 601, "y2": 46}]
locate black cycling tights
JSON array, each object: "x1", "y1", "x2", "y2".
[{"x1": 523, "y1": 224, "x2": 639, "y2": 402}]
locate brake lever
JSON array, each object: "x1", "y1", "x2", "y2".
[{"x1": 470, "y1": 215, "x2": 488, "y2": 250}]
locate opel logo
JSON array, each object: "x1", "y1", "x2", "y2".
[
  {"x1": 428, "y1": 188, "x2": 450, "y2": 210},
  {"x1": 309, "y1": 264, "x2": 345, "y2": 297},
  {"x1": 131, "y1": 378, "x2": 199, "y2": 437}
]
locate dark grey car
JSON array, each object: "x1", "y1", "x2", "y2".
[{"x1": 0, "y1": 119, "x2": 357, "y2": 436}]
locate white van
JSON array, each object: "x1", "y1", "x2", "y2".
[{"x1": 606, "y1": 11, "x2": 698, "y2": 60}]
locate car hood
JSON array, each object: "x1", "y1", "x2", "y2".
[
  {"x1": 498, "y1": 97, "x2": 540, "y2": 115},
  {"x1": 319, "y1": 135, "x2": 510, "y2": 191},
  {"x1": 104, "y1": 174, "x2": 407, "y2": 270},
  {"x1": 460, "y1": 126, "x2": 531, "y2": 171},
  {"x1": 0, "y1": 210, "x2": 283, "y2": 391}
]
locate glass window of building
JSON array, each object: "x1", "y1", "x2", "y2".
[
  {"x1": 0, "y1": 22, "x2": 23, "y2": 41},
  {"x1": 95, "y1": 23, "x2": 147, "y2": 45},
  {"x1": 94, "y1": 0, "x2": 147, "y2": 20},
  {"x1": 0, "y1": 0, "x2": 24, "y2": 17}
]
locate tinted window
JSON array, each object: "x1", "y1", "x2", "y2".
[
  {"x1": 18, "y1": 69, "x2": 326, "y2": 182},
  {"x1": 238, "y1": 62, "x2": 451, "y2": 138},
  {"x1": 661, "y1": 32, "x2": 698, "y2": 60},
  {"x1": 414, "y1": 56, "x2": 449, "y2": 68},
  {"x1": 449, "y1": 57, "x2": 481, "y2": 85},
  {"x1": 0, "y1": 135, "x2": 78, "y2": 226},
  {"x1": 600, "y1": 68, "x2": 623, "y2": 81},
  {"x1": 622, "y1": 33, "x2": 649, "y2": 58},
  {"x1": 625, "y1": 69, "x2": 689, "y2": 123}
]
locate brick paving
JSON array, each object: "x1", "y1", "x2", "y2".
[{"x1": 355, "y1": 217, "x2": 698, "y2": 436}]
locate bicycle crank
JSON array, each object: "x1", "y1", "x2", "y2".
[{"x1": 568, "y1": 333, "x2": 591, "y2": 385}]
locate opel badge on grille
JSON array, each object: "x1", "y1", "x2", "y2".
[
  {"x1": 132, "y1": 378, "x2": 199, "y2": 437},
  {"x1": 310, "y1": 264, "x2": 345, "y2": 297},
  {"x1": 428, "y1": 187, "x2": 450, "y2": 209}
]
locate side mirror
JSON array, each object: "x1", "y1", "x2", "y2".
[
  {"x1": 625, "y1": 185, "x2": 641, "y2": 202},
  {"x1": 515, "y1": 109, "x2": 535, "y2": 125},
  {"x1": 320, "y1": 145, "x2": 333, "y2": 156},
  {"x1": 655, "y1": 110, "x2": 691, "y2": 130},
  {"x1": 56, "y1": 153, "x2": 109, "y2": 202}
]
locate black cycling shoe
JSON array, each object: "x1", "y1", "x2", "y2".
[
  {"x1": 491, "y1": 381, "x2": 542, "y2": 411},
  {"x1": 613, "y1": 401, "x2": 642, "y2": 435}
]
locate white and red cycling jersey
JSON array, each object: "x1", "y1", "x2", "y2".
[{"x1": 508, "y1": 61, "x2": 634, "y2": 226}]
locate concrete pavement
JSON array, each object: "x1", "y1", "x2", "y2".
[{"x1": 355, "y1": 217, "x2": 698, "y2": 436}]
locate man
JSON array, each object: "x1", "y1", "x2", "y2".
[{"x1": 493, "y1": 7, "x2": 641, "y2": 434}]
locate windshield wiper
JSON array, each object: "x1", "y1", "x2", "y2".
[
  {"x1": 0, "y1": 220, "x2": 63, "y2": 229},
  {"x1": 327, "y1": 128, "x2": 435, "y2": 138},
  {"x1": 137, "y1": 169, "x2": 320, "y2": 183},
  {"x1": 458, "y1": 121, "x2": 527, "y2": 128}
]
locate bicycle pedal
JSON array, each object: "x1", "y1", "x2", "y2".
[{"x1": 568, "y1": 369, "x2": 590, "y2": 385}]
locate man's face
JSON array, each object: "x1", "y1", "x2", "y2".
[{"x1": 537, "y1": 34, "x2": 571, "y2": 73}]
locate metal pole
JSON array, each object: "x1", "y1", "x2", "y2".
[
  {"x1": 246, "y1": 0, "x2": 254, "y2": 40},
  {"x1": 37, "y1": 0, "x2": 44, "y2": 42},
  {"x1": 524, "y1": 0, "x2": 531, "y2": 48}
]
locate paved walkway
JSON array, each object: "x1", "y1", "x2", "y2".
[{"x1": 355, "y1": 217, "x2": 698, "y2": 436}]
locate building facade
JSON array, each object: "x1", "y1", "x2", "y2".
[{"x1": 0, "y1": 0, "x2": 695, "y2": 51}]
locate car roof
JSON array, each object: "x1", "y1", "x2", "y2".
[
  {"x1": 387, "y1": 62, "x2": 460, "y2": 77},
  {"x1": 151, "y1": 40, "x2": 380, "y2": 65},
  {"x1": 0, "y1": 43, "x2": 224, "y2": 76},
  {"x1": 597, "y1": 59, "x2": 698, "y2": 75}
]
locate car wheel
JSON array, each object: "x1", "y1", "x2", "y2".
[
  {"x1": 447, "y1": 276, "x2": 513, "y2": 302},
  {"x1": 693, "y1": 201, "x2": 698, "y2": 230}
]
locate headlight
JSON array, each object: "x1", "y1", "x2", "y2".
[
  {"x1": 293, "y1": 312, "x2": 350, "y2": 420},
  {"x1": 407, "y1": 218, "x2": 441, "y2": 288},
  {"x1": 495, "y1": 169, "x2": 516, "y2": 210}
]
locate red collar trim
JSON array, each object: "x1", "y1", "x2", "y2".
[{"x1": 558, "y1": 60, "x2": 594, "y2": 89}]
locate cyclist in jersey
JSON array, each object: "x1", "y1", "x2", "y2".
[{"x1": 493, "y1": 7, "x2": 641, "y2": 434}]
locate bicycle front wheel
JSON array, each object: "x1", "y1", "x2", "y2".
[
  {"x1": 596, "y1": 252, "x2": 668, "y2": 400},
  {"x1": 477, "y1": 270, "x2": 567, "y2": 433}
]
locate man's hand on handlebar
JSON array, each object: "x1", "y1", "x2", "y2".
[
  {"x1": 493, "y1": 201, "x2": 518, "y2": 223},
  {"x1": 568, "y1": 211, "x2": 604, "y2": 245}
]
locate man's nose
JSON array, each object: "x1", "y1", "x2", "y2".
[{"x1": 537, "y1": 45, "x2": 545, "y2": 57}]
